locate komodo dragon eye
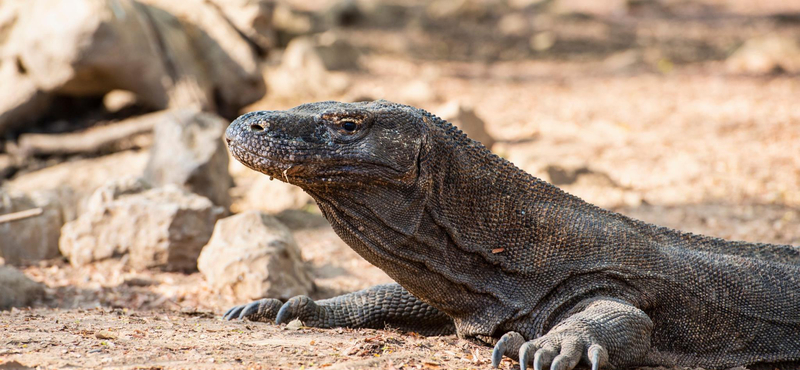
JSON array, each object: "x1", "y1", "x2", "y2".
[
  {"x1": 322, "y1": 113, "x2": 369, "y2": 138},
  {"x1": 341, "y1": 120, "x2": 358, "y2": 132}
]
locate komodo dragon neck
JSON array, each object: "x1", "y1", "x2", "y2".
[{"x1": 305, "y1": 109, "x2": 654, "y2": 334}]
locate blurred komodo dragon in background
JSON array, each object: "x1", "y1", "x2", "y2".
[{"x1": 222, "y1": 100, "x2": 800, "y2": 370}]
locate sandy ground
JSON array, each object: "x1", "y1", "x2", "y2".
[
  {"x1": 3, "y1": 1, "x2": 800, "y2": 369},
  {"x1": 1, "y1": 308, "x2": 492, "y2": 370}
]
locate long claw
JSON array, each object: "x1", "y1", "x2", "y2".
[
  {"x1": 275, "y1": 300, "x2": 293, "y2": 324},
  {"x1": 549, "y1": 354, "x2": 572, "y2": 370},
  {"x1": 223, "y1": 305, "x2": 246, "y2": 320},
  {"x1": 492, "y1": 332, "x2": 525, "y2": 368},
  {"x1": 533, "y1": 347, "x2": 556, "y2": 370},
  {"x1": 238, "y1": 301, "x2": 261, "y2": 320},
  {"x1": 587, "y1": 344, "x2": 607, "y2": 370},
  {"x1": 491, "y1": 338, "x2": 506, "y2": 368},
  {"x1": 519, "y1": 342, "x2": 538, "y2": 370},
  {"x1": 222, "y1": 306, "x2": 238, "y2": 319}
]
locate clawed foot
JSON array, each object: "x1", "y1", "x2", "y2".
[
  {"x1": 223, "y1": 298, "x2": 283, "y2": 322},
  {"x1": 492, "y1": 299, "x2": 652, "y2": 370},
  {"x1": 517, "y1": 337, "x2": 607, "y2": 370},
  {"x1": 223, "y1": 295, "x2": 322, "y2": 325},
  {"x1": 491, "y1": 331, "x2": 525, "y2": 367},
  {"x1": 492, "y1": 331, "x2": 608, "y2": 370}
]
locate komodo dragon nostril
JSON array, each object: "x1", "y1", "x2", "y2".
[{"x1": 249, "y1": 124, "x2": 264, "y2": 132}]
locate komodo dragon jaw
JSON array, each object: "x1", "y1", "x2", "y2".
[{"x1": 224, "y1": 100, "x2": 800, "y2": 370}]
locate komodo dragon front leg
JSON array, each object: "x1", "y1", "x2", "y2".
[
  {"x1": 223, "y1": 283, "x2": 456, "y2": 336},
  {"x1": 493, "y1": 298, "x2": 653, "y2": 370}
]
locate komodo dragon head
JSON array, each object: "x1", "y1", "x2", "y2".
[{"x1": 225, "y1": 100, "x2": 430, "y2": 190}]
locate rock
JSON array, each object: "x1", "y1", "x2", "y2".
[
  {"x1": 143, "y1": 110, "x2": 233, "y2": 209},
  {"x1": 0, "y1": 0, "x2": 21, "y2": 32},
  {"x1": 266, "y1": 37, "x2": 350, "y2": 99},
  {"x1": 553, "y1": 0, "x2": 628, "y2": 16},
  {"x1": 0, "y1": 0, "x2": 48, "y2": 134},
  {"x1": 498, "y1": 13, "x2": 531, "y2": 37},
  {"x1": 2, "y1": 0, "x2": 266, "y2": 126},
  {"x1": 0, "y1": 56, "x2": 53, "y2": 135},
  {"x1": 322, "y1": 0, "x2": 362, "y2": 27},
  {"x1": 435, "y1": 100, "x2": 496, "y2": 150},
  {"x1": 103, "y1": 90, "x2": 139, "y2": 113},
  {"x1": 0, "y1": 265, "x2": 44, "y2": 310},
  {"x1": 83, "y1": 176, "x2": 152, "y2": 210},
  {"x1": 272, "y1": 2, "x2": 313, "y2": 44},
  {"x1": 140, "y1": 0, "x2": 266, "y2": 117},
  {"x1": 603, "y1": 50, "x2": 643, "y2": 72},
  {"x1": 0, "y1": 154, "x2": 15, "y2": 179},
  {"x1": 285, "y1": 318, "x2": 304, "y2": 330},
  {"x1": 6, "y1": 150, "x2": 148, "y2": 219},
  {"x1": 235, "y1": 176, "x2": 314, "y2": 214},
  {"x1": 0, "y1": 189, "x2": 65, "y2": 265},
  {"x1": 314, "y1": 31, "x2": 361, "y2": 71},
  {"x1": 59, "y1": 184, "x2": 225, "y2": 271},
  {"x1": 94, "y1": 329, "x2": 118, "y2": 340},
  {"x1": 530, "y1": 31, "x2": 556, "y2": 52},
  {"x1": 426, "y1": 0, "x2": 493, "y2": 20},
  {"x1": 206, "y1": 0, "x2": 277, "y2": 51},
  {"x1": 7, "y1": 0, "x2": 204, "y2": 109},
  {"x1": 726, "y1": 36, "x2": 800, "y2": 75},
  {"x1": 274, "y1": 209, "x2": 328, "y2": 230},
  {"x1": 197, "y1": 211, "x2": 314, "y2": 301}
]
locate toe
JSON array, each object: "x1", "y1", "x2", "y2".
[
  {"x1": 223, "y1": 305, "x2": 246, "y2": 320},
  {"x1": 222, "y1": 305, "x2": 238, "y2": 319},
  {"x1": 550, "y1": 338, "x2": 582, "y2": 370},
  {"x1": 518, "y1": 342, "x2": 539, "y2": 370},
  {"x1": 276, "y1": 295, "x2": 314, "y2": 325},
  {"x1": 491, "y1": 338, "x2": 507, "y2": 368},
  {"x1": 587, "y1": 344, "x2": 608, "y2": 370},
  {"x1": 238, "y1": 301, "x2": 262, "y2": 320},
  {"x1": 238, "y1": 299, "x2": 282, "y2": 322},
  {"x1": 550, "y1": 353, "x2": 579, "y2": 370},
  {"x1": 492, "y1": 332, "x2": 525, "y2": 368},
  {"x1": 533, "y1": 346, "x2": 558, "y2": 370}
]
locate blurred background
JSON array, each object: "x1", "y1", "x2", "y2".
[{"x1": 1, "y1": 0, "x2": 799, "y2": 368}]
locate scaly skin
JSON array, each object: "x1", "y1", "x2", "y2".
[
  {"x1": 223, "y1": 100, "x2": 800, "y2": 370},
  {"x1": 222, "y1": 283, "x2": 455, "y2": 336}
]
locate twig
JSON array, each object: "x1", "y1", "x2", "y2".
[
  {"x1": 12, "y1": 110, "x2": 183, "y2": 156},
  {"x1": 0, "y1": 208, "x2": 43, "y2": 224}
]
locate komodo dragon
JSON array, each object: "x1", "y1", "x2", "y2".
[{"x1": 222, "y1": 100, "x2": 800, "y2": 370}]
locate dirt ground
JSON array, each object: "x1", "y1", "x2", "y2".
[{"x1": 3, "y1": 1, "x2": 800, "y2": 369}]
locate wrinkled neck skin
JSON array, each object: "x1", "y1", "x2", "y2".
[{"x1": 305, "y1": 117, "x2": 625, "y2": 338}]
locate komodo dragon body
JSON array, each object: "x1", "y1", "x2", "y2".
[{"x1": 223, "y1": 100, "x2": 800, "y2": 370}]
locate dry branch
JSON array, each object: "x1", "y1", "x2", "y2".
[
  {"x1": 12, "y1": 110, "x2": 181, "y2": 157},
  {"x1": 0, "y1": 207, "x2": 43, "y2": 224}
]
